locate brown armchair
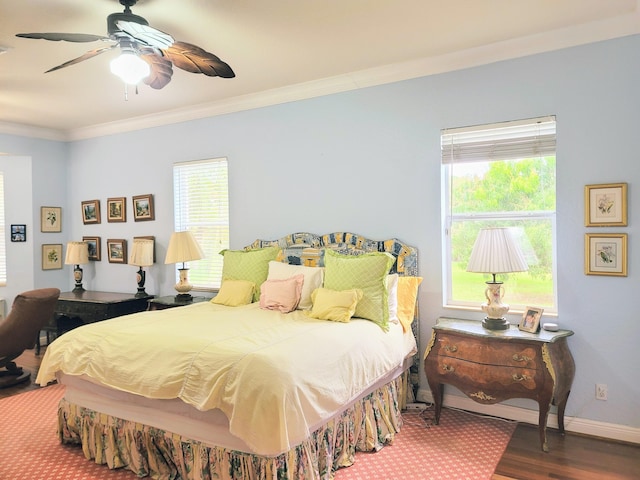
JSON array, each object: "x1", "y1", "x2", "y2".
[{"x1": 0, "y1": 288, "x2": 60, "y2": 388}]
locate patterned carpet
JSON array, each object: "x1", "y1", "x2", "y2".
[{"x1": 1, "y1": 384, "x2": 515, "y2": 479}]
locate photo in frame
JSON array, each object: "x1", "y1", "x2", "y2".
[
  {"x1": 10, "y1": 224, "x2": 26, "y2": 242},
  {"x1": 585, "y1": 233, "x2": 627, "y2": 276},
  {"x1": 82, "y1": 199, "x2": 101, "y2": 225},
  {"x1": 584, "y1": 183, "x2": 627, "y2": 227},
  {"x1": 107, "y1": 238, "x2": 127, "y2": 264},
  {"x1": 519, "y1": 306, "x2": 544, "y2": 333},
  {"x1": 107, "y1": 197, "x2": 126, "y2": 222},
  {"x1": 83, "y1": 236, "x2": 101, "y2": 261},
  {"x1": 40, "y1": 206, "x2": 62, "y2": 232},
  {"x1": 42, "y1": 244, "x2": 63, "y2": 270},
  {"x1": 132, "y1": 194, "x2": 154, "y2": 221}
]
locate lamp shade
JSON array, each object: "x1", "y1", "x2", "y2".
[
  {"x1": 64, "y1": 241, "x2": 89, "y2": 265},
  {"x1": 129, "y1": 238, "x2": 154, "y2": 267},
  {"x1": 466, "y1": 228, "x2": 528, "y2": 274},
  {"x1": 110, "y1": 49, "x2": 150, "y2": 85},
  {"x1": 164, "y1": 231, "x2": 204, "y2": 265}
]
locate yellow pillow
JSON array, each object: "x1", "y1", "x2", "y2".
[
  {"x1": 306, "y1": 287, "x2": 363, "y2": 323},
  {"x1": 397, "y1": 276, "x2": 423, "y2": 332},
  {"x1": 211, "y1": 279, "x2": 256, "y2": 307}
]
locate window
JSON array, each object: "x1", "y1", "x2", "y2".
[
  {"x1": 441, "y1": 117, "x2": 557, "y2": 313},
  {"x1": 0, "y1": 172, "x2": 5, "y2": 286},
  {"x1": 173, "y1": 158, "x2": 229, "y2": 290}
]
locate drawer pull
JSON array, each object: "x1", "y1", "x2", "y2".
[
  {"x1": 444, "y1": 344, "x2": 458, "y2": 353},
  {"x1": 512, "y1": 373, "x2": 531, "y2": 382},
  {"x1": 441, "y1": 364, "x2": 455, "y2": 373},
  {"x1": 512, "y1": 353, "x2": 532, "y2": 362}
]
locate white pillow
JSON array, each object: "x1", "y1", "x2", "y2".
[
  {"x1": 387, "y1": 273, "x2": 399, "y2": 323},
  {"x1": 267, "y1": 261, "x2": 324, "y2": 310}
]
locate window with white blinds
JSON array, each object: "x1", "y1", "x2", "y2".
[
  {"x1": 0, "y1": 172, "x2": 5, "y2": 286},
  {"x1": 441, "y1": 116, "x2": 557, "y2": 313},
  {"x1": 173, "y1": 158, "x2": 229, "y2": 290}
]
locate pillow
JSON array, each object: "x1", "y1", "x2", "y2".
[
  {"x1": 323, "y1": 249, "x2": 395, "y2": 330},
  {"x1": 386, "y1": 273, "x2": 399, "y2": 323},
  {"x1": 306, "y1": 287, "x2": 363, "y2": 323},
  {"x1": 397, "y1": 276, "x2": 423, "y2": 332},
  {"x1": 219, "y1": 246, "x2": 280, "y2": 302},
  {"x1": 259, "y1": 274, "x2": 304, "y2": 313},
  {"x1": 211, "y1": 279, "x2": 256, "y2": 307},
  {"x1": 266, "y1": 261, "x2": 324, "y2": 310}
]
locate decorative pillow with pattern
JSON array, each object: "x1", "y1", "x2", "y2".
[{"x1": 220, "y1": 246, "x2": 280, "y2": 302}]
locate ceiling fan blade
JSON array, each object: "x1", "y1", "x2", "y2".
[
  {"x1": 115, "y1": 20, "x2": 174, "y2": 49},
  {"x1": 16, "y1": 32, "x2": 108, "y2": 43},
  {"x1": 140, "y1": 53, "x2": 173, "y2": 89},
  {"x1": 44, "y1": 45, "x2": 116, "y2": 73},
  {"x1": 163, "y1": 41, "x2": 235, "y2": 78}
]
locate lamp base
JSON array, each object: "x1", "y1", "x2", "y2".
[
  {"x1": 174, "y1": 293, "x2": 193, "y2": 303},
  {"x1": 482, "y1": 317, "x2": 510, "y2": 330},
  {"x1": 135, "y1": 288, "x2": 148, "y2": 298}
]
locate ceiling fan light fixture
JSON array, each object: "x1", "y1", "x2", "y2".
[{"x1": 110, "y1": 49, "x2": 150, "y2": 85}]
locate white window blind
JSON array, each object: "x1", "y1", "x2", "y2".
[
  {"x1": 442, "y1": 116, "x2": 556, "y2": 164},
  {"x1": 0, "y1": 172, "x2": 5, "y2": 285},
  {"x1": 173, "y1": 158, "x2": 229, "y2": 289}
]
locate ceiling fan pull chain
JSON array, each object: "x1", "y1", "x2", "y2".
[{"x1": 124, "y1": 83, "x2": 129, "y2": 101}]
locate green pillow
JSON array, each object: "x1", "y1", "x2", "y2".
[
  {"x1": 323, "y1": 249, "x2": 394, "y2": 330},
  {"x1": 220, "y1": 246, "x2": 280, "y2": 302}
]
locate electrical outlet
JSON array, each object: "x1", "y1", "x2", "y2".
[
  {"x1": 596, "y1": 383, "x2": 608, "y2": 401},
  {"x1": 404, "y1": 402, "x2": 427, "y2": 411}
]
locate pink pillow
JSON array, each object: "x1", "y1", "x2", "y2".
[{"x1": 259, "y1": 274, "x2": 304, "y2": 313}]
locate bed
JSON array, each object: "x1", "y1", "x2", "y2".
[{"x1": 36, "y1": 232, "x2": 421, "y2": 480}]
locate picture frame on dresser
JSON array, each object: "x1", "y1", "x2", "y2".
[
  {"x1": 81, "y1": 199, "x2": 101, "y2": 225},
  {"x1": 584, "y1": 182, "x2": 627, "y2": 227},
  {"x1": 107, "y1": 239, "x2": 127, "y2": 264},
  {"x1": 83, "y1": 236, "x2": 101, "y2": 261},
  {"x1": 585, "y1": 233, "x2": 627, "y2": 276},
  {"x1": 107, "y1": 197, "x2": 126, "y2": 222},
  {"x1": 519, "y1": 306, "x2": 543, "y2": 333}
]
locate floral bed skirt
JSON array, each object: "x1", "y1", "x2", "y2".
[{"x1": 57, "y1": 370, "x2": 410, "y2": 480}]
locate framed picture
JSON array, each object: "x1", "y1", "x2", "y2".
[
  {"x1": 82, "y1": 199, "x2": 101, "y2": 225},
  {"x1": 132, "y1": 194, "x2": 155, "y2": 222},
  {"x1": 107, "y1": 238, "x2": 127, "y2": 264},
  {"x1": 40, "y1": 206, "x2": 62, "y2": 232},
  {"x1": 10, "y1": 224, "x2": 26, "y2": 242},
  {"x1": 585, "y1": 233, "x2": 627, "y2": 276},
  {"x1": 83, "y1": 236, "x2": 101, "y2": 261},
  {"x1": 585, "y1": 183, "x2": 627, "y2": 227},
  {"x1": 42, "y1": 244, "x2": 63, "y2": 270},
  {"x1": 519, "y1": 306, "x2": 543, "y2": 333},
  {"x1": 107, "y1": 197, "x2": 126, "y2": 222}
]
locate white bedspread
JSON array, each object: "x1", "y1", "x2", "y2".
[{"x1": 36, "y1": 302, "x2": 416, "y2": 456}]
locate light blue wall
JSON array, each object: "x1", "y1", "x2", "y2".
[{"x1": 2, "y1": 34, "x2": 638, "y2": 430}]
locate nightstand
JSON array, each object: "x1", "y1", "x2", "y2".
[
  {"x1": 147, "y1": 295, "x2": 210, "y2": 311},
  {"x1": 424, "y1": 317, "x2": 574, "y2": 452}
]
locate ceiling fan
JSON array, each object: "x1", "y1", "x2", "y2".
[{"x1": 15, "y1": 0, "x2": 235, "y2": 89}]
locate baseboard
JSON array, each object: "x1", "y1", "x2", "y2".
[{"x1": 416, "y1": 388, "x2": 640, "y2": 445}]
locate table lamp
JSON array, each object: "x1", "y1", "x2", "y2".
[
  {"x1": 65, "y1": 241, "x2": 89, "y2": 292},
  {"x1": 129, "y1": 238, "x2": 155, "y2": 297},
  {"x1": 466, "y1": 227, "x2": 528, "y2": 330},
  {"x1": 164, "y1": 231, "x2": 204, "y2": 301}
]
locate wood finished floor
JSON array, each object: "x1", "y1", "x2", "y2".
[{"x1": 3, "y1": 347, "x2": 639, "y2": 479}]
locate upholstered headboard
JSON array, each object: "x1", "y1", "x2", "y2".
[{"x1": 246, "y1": 231, "x2": 420, "y2": 399}]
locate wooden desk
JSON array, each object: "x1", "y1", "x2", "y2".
[{"x1": 424, "y1": 317, "x2": 574, "y2": 452}]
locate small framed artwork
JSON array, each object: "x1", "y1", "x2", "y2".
[
  {"x1": 83, "y1": 236, "x2": 101, "y2": 261},
  {"x1": 585, "y1": 183, "x2": 627, "y2": 227},
  {"x1": 107, "y1": 197, "x2": 127, "y2": 223},
  {"x1": 519, "y1": 306, "x2": 544, "y2": 333},
  {"x1": 107, "y1": 238, "x2": 127, "y2": 264},
  {"x1": 82, "y1": 199, "x2": 101, "y2": 225},
  {"x1": 132, "y1": 194, "x2": 155, "y2": 222},
  {"x1": 41, "y1": 206, "x2": 62, "y2": 232},
  {"x1": 10, "y1": 224, "x2": 26, "y2": 242},
  {"x1": 42, "y1": 244, "x2": 63, "y2": 270},
  {"x1": 585, "y1": 233, "x2": 627, "y2": 276}
]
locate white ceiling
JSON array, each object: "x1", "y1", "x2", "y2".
[{"x1": 1, "y1": 0, "x2": 639, "y2": 140}]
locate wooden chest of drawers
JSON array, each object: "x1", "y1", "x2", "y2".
[{"x1": 424, "y1": 317, "x2": 574, "y2": 452}]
